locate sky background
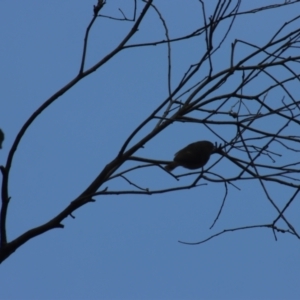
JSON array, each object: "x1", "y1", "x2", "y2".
[{"x1": 1, "y1": 1, "x2": 300, "y2": 299}]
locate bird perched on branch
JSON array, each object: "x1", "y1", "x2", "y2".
[{"x1": 164, "y1": 140, "x2": 215, "y2": 171}]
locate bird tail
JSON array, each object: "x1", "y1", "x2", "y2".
[{"x1": 164, "y1": 162, "x2": 178, "y2": 171}]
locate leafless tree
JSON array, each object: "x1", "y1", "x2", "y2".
[{"x1": 1, "y1": 0, "x2": 300, "y2": 263}]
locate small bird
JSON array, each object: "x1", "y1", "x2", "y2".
[{"x1": 165, "y1": 140, "x2": 215, "y2": 171}]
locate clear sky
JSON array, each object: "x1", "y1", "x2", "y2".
[{"x1": 1, "y1": 1, "x2": 300, "y2": 300}]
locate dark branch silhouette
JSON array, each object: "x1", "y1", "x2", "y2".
[{"x1": 1, "y1": 0, "x2": 300, "y2": 263}]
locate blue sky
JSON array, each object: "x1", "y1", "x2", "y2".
[{"x1": 1, "y1": 1, "x2": 300, "y2": 299}]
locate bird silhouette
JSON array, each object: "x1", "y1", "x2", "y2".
[{"x1": 165, "y1": 140, "x2": 215, "y2": 171}]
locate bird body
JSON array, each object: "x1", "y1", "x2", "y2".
[{"x1": 165, "y1": 140, "x2": 214, "y2": 171}]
